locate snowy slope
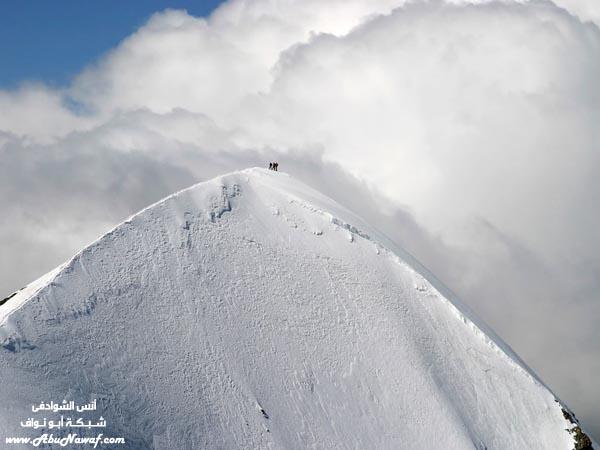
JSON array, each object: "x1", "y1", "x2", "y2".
[{"x1": 0, "y1": 168, "x2": 592, "y2": 449}]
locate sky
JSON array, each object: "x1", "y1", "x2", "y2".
[
  {"x1": 0, "y1": 0, "x2": 225, "y2": 87},
  {"x1": 1, "y1": 0, "x2": 599, "y2": 441}
]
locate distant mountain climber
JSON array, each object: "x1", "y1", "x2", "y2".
[
  {"x1": 273, "y1": 162, "x2": 279, "y2": 171},
  {"x1": 269, "y1": 162, "x2": 273, "y2": 170}
]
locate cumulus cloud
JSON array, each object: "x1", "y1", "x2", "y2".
[
  {"x1": 0, "y1": 85, "x2": 92, "y2": 142},
  {"x1": 552, "y1": 0, "x2": 600, "y2": 24},
  {"x1": 1, "y1": 0, "x2": 600, "y2": 438}
]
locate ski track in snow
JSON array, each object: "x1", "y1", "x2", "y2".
[{"x1": 0, "y1": 168, "x2": 586, "y2": 449}]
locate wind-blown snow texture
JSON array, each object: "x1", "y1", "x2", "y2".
[{"x1": 0, "y1": 168, "x2": 589, "y2": 449}]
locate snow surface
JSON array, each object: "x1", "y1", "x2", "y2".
[{"x1": 0, "y1": 168, "x2": 586, "y2": 449}]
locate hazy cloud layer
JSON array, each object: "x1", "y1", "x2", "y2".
[{"x1": 1, "y1": 0, "x2": 599, "y2": 438}]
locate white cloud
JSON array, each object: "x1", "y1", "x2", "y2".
[
  {"x1": 0, "y1": 84, "x2": 92, "y2": 142},
  {"x1": 552, "y1": 0, "x2": 600, "y2": 25},
  {"x1": 1, "y1": 0, "x2": 599, "y2": 438}
]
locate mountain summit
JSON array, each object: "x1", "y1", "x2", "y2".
[{"x1": 0, "y1": 168, "x2": 592, "y2": 449}]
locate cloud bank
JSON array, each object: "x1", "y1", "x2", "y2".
[{"x1": 1, "y1": 0, "x2": 599, "y2": 438}]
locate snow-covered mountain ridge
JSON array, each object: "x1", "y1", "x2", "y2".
[{"x1": 0, "y1": 168, "x2": 594, "y2": 449}]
